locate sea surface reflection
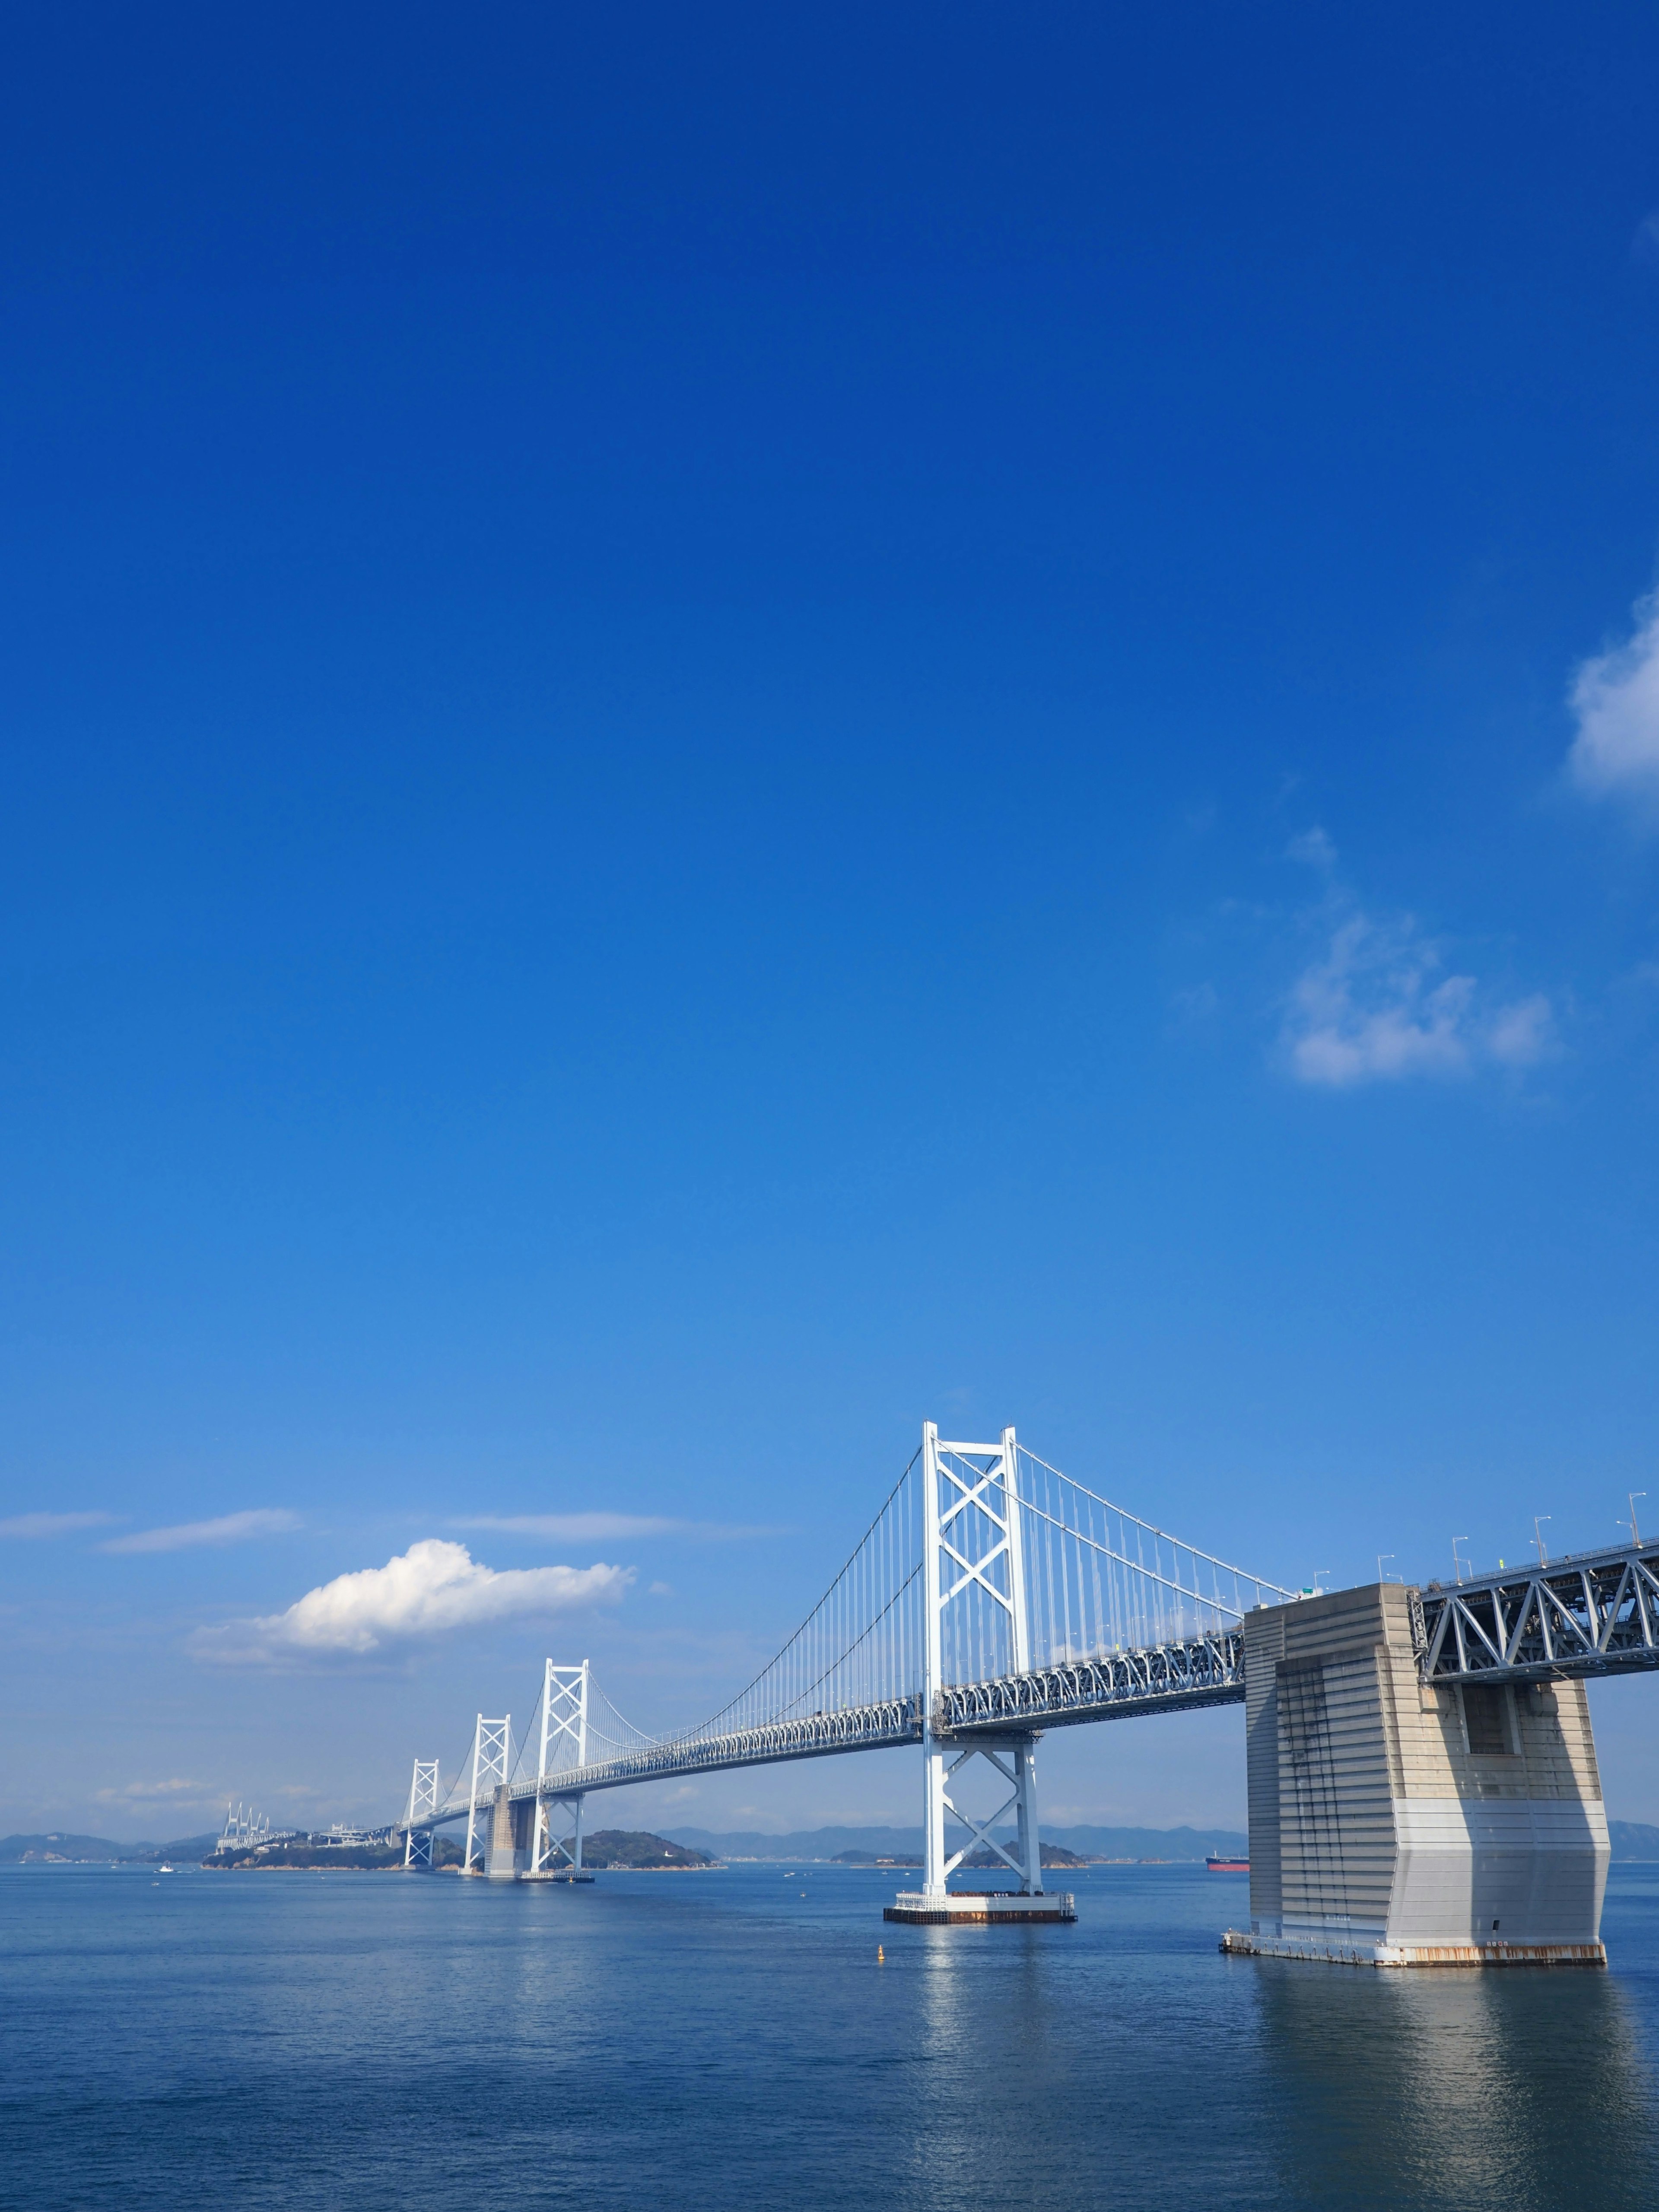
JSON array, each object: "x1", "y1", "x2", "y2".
[
  {"x1": 1255, "y1": 1940, "x2": 1656, "y2": 2208},
  {"x1": 3, "y1": 1859, "x2": 1655, "y2": 2209}
]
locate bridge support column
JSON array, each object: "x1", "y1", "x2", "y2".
[
  {"x1": 528, "y1": 1661, "x2": 592, "y2": 1879},
  {"x1": 1224, "y1": 1583, "x2": 1609, "y2": 1967},
  {"x1": 531, "y1": 1792, "x2": 588, "y2": 1878},
  {"x1": 1014, "y1": 1742, "x2": 1041, "y2": 1895},
  {"x1": 463, "y1": 1713, "x2": 511, "y2": 1875},
  {"x1": 485, "y1": 1785, "x2": 534, "y2": 1880},
  {"x1": 922, "y1": 1741, "x2": 947, "y2": 1899},
  {"x1": 896, "y1": 1421, "x2": 1074, "y2": 1924},
  {"x1": 403, "y1": 1759, "x2": 439, "y2": 1869}
]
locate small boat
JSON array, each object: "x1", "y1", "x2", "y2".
[
  {"x1": 1206, "y1": 1854, "x2": 1248, "y2": 1873},
  {"x1": 157, "y1": 1864, "x2": 175, "y2": 1875}
]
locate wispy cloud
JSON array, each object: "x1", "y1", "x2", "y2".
[
  {"x1": 103, "y1": 1509, "x2": 302, "y2": 1556},
  {"x1": 1284, "y1": 824, "x2": 1338, "y2": 873},
  {"x1": 1281, "y1": 835, "x2": 1552, "y2": 1088},
  {"x1": 453, "y1": 1513, "x2": 783, "y2": 1542},
  {"x1": 0, "y1": 1512, "x2": 116, "y2": 1539},
  {"x1": 1568, "y1": 586, "x2": 1659, "y2": 807},
  {"x1": 95, "y1": 1777, "x2": 215, "y2": 1806},
  {"x1": 191, "y1": 1538, "x2": 631, "y2": 1665}
]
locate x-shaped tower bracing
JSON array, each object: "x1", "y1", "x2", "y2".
[
  {"x1": 462, "y1": 1715, "x2": 511, "y2": 1874},
  {"x1": 922, "y1": 1424, "x2": 1042, "y2": 1898},
  {"x1": 403, "y1": 1761, "x2": 440, "y2": 1868},
  {"x1": 531, "y1": 1660, "x2": 591, "y2": 1874}
]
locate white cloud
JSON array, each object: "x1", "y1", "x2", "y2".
[
  {"x1": 104, "y1": 1508, "x2": 302, "y2": 1555},
  {"x1": 1484, "y1": 994, "x2": 1555, "y2": 1067},
  {"x1": 1281, "y1": 840, "x2": 1552, "y2": 1087},
  {"x1": 95, "y1": 1777, "x2": 215, "y2": 1805},
  {"x1": 1285, "y1": 825, "x2": 1338, "y2": 873},
  {"x1": 0, "y1": 1511, "x2": 115, "y2": 1539},
  {"x1": 1568, "y1": 587, "x2": 1659, "y2": 804},
  {"x1": 191, "y1": 1538, "x2": 631, "y2": 1665},
  {"x1": 454, "y1": 1513, "x2": 781, "y2": 1541}
]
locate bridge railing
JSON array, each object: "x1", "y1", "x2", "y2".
[{"x1": 939, "y1": 1630, "x2": 1247, "y2": 1732}]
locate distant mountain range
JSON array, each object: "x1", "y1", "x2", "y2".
[
  {"x1": 8, "y1": 1818, "x2": 1657, "y2": 1866},
  {"x1": 667, "y1": 1819, "x2": 1659, "y2": 1862},
  {"x1": 663, "y1": 1824, "x2": 1251, "y2": 1861},
  {"x1": 0, "y1": 1833, "x2": 221, "y2": 1863}
]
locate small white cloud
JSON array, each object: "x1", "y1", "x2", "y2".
[
  {"x1": 1485, "y1": 994, "x2": 1554, "y2": 1067},
  {"x1": 0, "y1": 1511, "x2": 115, "y2": 1539},
  {"x1": 454, "y1": 1513, "x2": 781, "y2": 1542},
  {"x1": 104, "y1": 1509, "x2": 302, "y2": 1555},
  {"x1": 1568, "y1": 587, "x2": 1659, "y2": 804},
  {"x1": 191, "y1": 1538, "x2": 631, "y2": 1665},
  {"x1": 95, "y1": 1777, "x2": 215, "y2": 1805},
  {"x1": 648, "y1": 1580, "x2": 674, "y2": 1596},
  {"x1": 1286, "y1": 825, "x2": 1339, "y2": 873},
  {"x1": 1283, "y1": 911, "x2": 1553, "y2": 1089},
  {"x1": 458, "y1": 1513, "x2": 681, "y2": 1540}
]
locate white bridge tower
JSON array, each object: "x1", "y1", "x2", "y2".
[
  {"x1": 462, "y1": 1713, "x2": 512, "y2": 1875},
  {"x1": 531, "y1": 1659, "x2": 591, "y2": 1876},
  {"x1": 402, "y1": 1759, "x2": 440, "y2": 1868},
  {"x1": 900, "y1": 1422, "x2": 1065, "y2": 1922}
]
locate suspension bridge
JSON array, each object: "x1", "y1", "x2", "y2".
[{"x1": 395, "y1": 1421, "x2": 1659, "y2": 1950}]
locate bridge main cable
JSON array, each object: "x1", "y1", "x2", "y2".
[{"x1": 407, "y1": 1430, "x2": 1291, "y2": 1834}]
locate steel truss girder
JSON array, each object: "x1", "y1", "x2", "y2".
[{"x1": 1419, "y1": 1541, "x2": 1659, "y2": 1685}]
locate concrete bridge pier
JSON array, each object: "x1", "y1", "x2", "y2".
[
  {"x1": 484, "y1": 1785, "x2": 534, "y2": 1880},
  {"x1": 1225, "y1": 1582, "x2": 1609, "y2": 1967}
]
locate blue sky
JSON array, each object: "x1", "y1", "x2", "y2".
[{"x1": 3, "y1": 3, "x2": 1659, "y2": 1840}]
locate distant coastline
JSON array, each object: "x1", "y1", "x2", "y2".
[{"x1": 10, "y1": 1818, "x2": 1659, "y2": 1866}]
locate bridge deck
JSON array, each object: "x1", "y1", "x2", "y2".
[{"x1": 409, "y1": 1632, "x2": 1246, "y2": 1831}]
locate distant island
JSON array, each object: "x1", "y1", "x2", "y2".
[
  {"x1": 0, "y1": 1831, "x2": 223, "y2": 1865},
  {"x1": 579, "y1": 1831, "x2": 714, "y2": 1869},
  {"x1": 0, "y1": 1826, "x2": 711, "y2": 1872},
  {"x1": 831, "y1": 1842, "x2": 1088, "y2": 1869},
  {"x1": 664, "y1": 1822, "x2": 1253, "y2": 1863},
  {"x1": 666, "y1": 1821, "x2": 1659, "y2": 1865},
  {"x1": 11, "y1": 1818, "x2": 1659, "y2": 1869}
]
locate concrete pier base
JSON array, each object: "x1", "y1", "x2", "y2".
[
  {"x1": 885, "y1": 1890, "x2": 1076, "y2": 1925},
  {"x1": 1220, "y1": 1928, "x2": 1605, "y2": 1968},
  {"x1": 1239, "y1": 1583, "x2": 1609, "y2": 1968},
  {"x1": 483, "y1": 1785, "x2": 534, "y2": 1880}
]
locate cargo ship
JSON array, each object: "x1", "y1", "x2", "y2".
[{"x1": 1205, "y1": 1853, "x2": 1248, "y2": 1873}]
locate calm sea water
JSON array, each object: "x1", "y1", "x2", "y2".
[{"x1": 3, "y1": 1860, "x2": 1656, "y2": 2209}]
